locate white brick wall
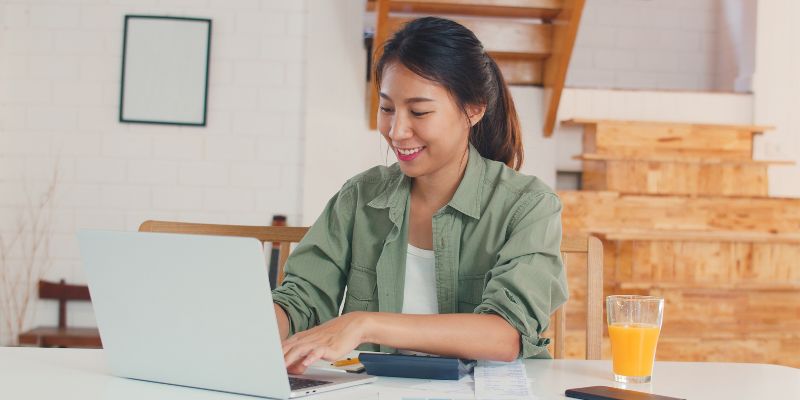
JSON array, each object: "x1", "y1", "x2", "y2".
[
  {"x1": 568, "y1": 0, "x2": 725, "y2": 91},
  {"x1": 0, "y1": 0, "x2": 307, "y2": 343}
]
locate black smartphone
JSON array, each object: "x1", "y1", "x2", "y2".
[{"x1": 565, "y1": 386, "x2": 685, "y2": 400}]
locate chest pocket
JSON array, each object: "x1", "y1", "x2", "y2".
[{"x1": 343, "y1": 262, "x2": 378, "y2": 313}]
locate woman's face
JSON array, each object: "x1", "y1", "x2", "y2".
[{"x1": 377, "y1": 62, "x2": 483, "y2": 179}]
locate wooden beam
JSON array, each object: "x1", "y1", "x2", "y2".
[
  {"x1": 595, "y1": 229, "x2": 800, "y2": 244},
  {"x1": 366, "y1": 0, "x2": 564, "y2": 19},
  {"x1": 542, "y1": 0, "x2": 584, "y2": 136},
  {"x1": 618, "y1": 281, "x2": 800, "y2": 291},
  {"x1": 369, "y1": 0, "x2": 392, "y2": 130},
  {"x1": 575, "y1": 153, "x2": 795, "y2": 166},
  {"x1": 138, "y1": 220, "x2": 309, "y2": 243},
  {"x1": 585, "y1": 236, "x2": 603, "y2": 360},
  {"x1": 564, "y1": 118, "x2": 775, "y2": 134}
]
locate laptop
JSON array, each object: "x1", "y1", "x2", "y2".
[{"x1": 77, "y1": 229, "x2": 377, "y2": 399}]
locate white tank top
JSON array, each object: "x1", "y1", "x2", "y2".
[{"x1": 401, "y1": 244, "x2": 438, "y2": 314}]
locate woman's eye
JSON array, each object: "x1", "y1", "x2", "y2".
[
  {"x1": 411, "y1": 111, "x2": 431, "y2": 117},
  {"x1": 379, "y1": 106, "x2": 394, "y2": 113}
]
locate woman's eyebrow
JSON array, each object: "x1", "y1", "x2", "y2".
[{"x1": 379, "y1": 92, "x2": 434, "y2": 104}]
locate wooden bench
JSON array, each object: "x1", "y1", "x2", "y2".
[{"x1": 18, "y1": 279, "x2": 102, "y2": 348}]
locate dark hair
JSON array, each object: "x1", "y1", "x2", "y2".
[{"x1": 374, "y1": 17, "x2": 524, "y2": 170}]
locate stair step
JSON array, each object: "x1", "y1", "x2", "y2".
[
  {"x1": 579, "y1": 156, "x2": 771, "y2": 197},
  {"x1": 495, "y1": 58, "x2": 543, "y2": 85},
  {"x1": 367, "y1": 0, "x2": 564, "y2": 19},
  {"x1": 594, "y1": 228, "x2": 800, "y2": 243},
  {"x1": 560, "y1": 191, "x2": 800, "y2": 237},
  {"x1": 386, "y1": 16, "x2": 552, "y2": 58},
  {"x1": 565, "y1": 118, "x2": 773, "y2": 134},
  {"x1": 565, "y1": 119, "x2": 774, "y2": 161}
]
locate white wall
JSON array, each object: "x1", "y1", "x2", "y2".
[
  {"x1": 302, "y1": 0, "x2": 385, "y2": 226},
  {"x1": 0, "y1": 0, "x2": 307, "y2": 344},
  {"x1": 752, "y1": 0, "x2": 800, "y2": 198},
  {"x1": 568, "y1": 0, "x2": 724, "y2": 91}
]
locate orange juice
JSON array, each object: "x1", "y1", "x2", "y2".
[{"x1": 608, "y1": 323, "x2": 661, "y2": 377}]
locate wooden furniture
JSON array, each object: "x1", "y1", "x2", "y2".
[
  {"x1": 549, "y1": 234, "x2": 604, "y2": 360},
  {"x1": 559, "y1": 119, "x2": 800, "y2": 367},
  {"x1": 17, "y1": 279, "x2": 102, "y2": 348},
  {"x1": 366, "y1": 0, "x2": 585, "y2": 136},
  {"x1": 3, "y1": 347, "x2": 800, "y2": 399},
  {"x1": 138, "y1": 220, "x2": 309, "y2": 286},
  {"x1": 139, "y1": 220, "x2": 602, "y2": 359},
  {"x1": 565, "y1": 119, "x2": 792, "y2": 196}
]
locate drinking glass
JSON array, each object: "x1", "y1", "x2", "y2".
[{"x1": 606, "y1": 295, "x2": 664, "y2": 384}]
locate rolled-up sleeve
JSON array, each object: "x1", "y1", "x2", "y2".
[
  {"x1": 474, "y1": 192, "x2": 568, "y2": 358},
  {"x1": 271, "y1": 183, "x2": 356, "y2": 336}
]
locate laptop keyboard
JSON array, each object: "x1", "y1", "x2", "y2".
[{"x1": 288, "y1": 377, "x2": 332, "y2": 390}]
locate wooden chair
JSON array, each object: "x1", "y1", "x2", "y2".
[
  {"x1": 18, "y1": 279, "x2": 102, "y2": 348},
  {"x1": 138, "y1": 220, "x2": 309, "y2": 286},
  {"x1": 138, "y1": 221, "x2": 603, "y2": 359},
  {"x1": 551, "y1": 234, "x2": 604, "y2": 360}
]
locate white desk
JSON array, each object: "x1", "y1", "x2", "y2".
[{"x1": 1, "y1": 347, "x2": 798, "y2": 399}]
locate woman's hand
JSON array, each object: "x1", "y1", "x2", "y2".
[{"x1": 282, "y1": 311, "x2": 371, "y2": 375}]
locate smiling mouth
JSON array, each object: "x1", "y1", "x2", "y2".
[{"x1": 396, "y1": 146, "x2": 425, "y2": 156}]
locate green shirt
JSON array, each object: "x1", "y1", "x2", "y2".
[{"x1": 272, "y1": 144, "x2": 568, "y2": 358}]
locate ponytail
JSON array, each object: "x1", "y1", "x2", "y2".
[{"x1": 469, "y1": 57, "x2": 523, "y2": 171}]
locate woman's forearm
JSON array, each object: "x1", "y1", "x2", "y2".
[
  {"x1": 274, "y1": 304, "x2": 290, "y2": 340},
  {"x1": 362, "y1": 312, "x2": 520, "y2": 362}
]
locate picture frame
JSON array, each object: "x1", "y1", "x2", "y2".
[{"x1": 119, "y1": 15, "x2": 212, "y2": 126}]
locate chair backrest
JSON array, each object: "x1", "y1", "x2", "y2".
[
  {"x1": 39, "y1": 279, "x2": 92, "y2": 329},
  {"x1": 138, "y1": 220, "x2": 603, "y2": 359},
  {"x1": 138, "y1": 220, "x2": 309, "y2": 286},
  {"x1": 553, "y1": 234, "x2": 604, "y2": 360}
]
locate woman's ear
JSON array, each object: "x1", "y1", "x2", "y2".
[{"x1": 466, "y1": 104, "x2": 487, "y2": 127}]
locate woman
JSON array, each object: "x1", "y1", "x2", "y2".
[{"x1": 272, "y1": 17, "x2": 568, "y2": 374}]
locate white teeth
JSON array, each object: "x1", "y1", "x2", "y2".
[{"x1": 397, "y1": 147, "x2": 423, "y2": 155}]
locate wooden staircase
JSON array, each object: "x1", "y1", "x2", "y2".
[
  {"x1": 559, "y1": 119, "x2": 800, "y2": 367},
  {"x1": 366, "y1": 0, "x2": 585, "y2": 135}
]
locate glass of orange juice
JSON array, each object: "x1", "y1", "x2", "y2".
[{"x1": 606, "y1": 295, "x2": 664, "y2": 384}]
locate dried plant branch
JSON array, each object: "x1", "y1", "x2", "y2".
[{"x1": 0, "y1": 160, "x2": 59, "y2": 345}]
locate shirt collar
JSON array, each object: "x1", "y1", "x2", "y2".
[
  {"x1": 367, "y1": 143, "x2": 486, "y2": 220},
  {"x1": 445, "y1": 143, "x2": 485, "y2": 220},
  {"x1": 366, "y1": 167, "x2": 411, "y2": 227}
]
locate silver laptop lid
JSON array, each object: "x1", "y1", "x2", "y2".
[{"x1": 78, "y1": 229, "x2": 291, "y2": 399}]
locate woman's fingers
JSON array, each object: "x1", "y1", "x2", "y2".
[
  {"x1": 285, "y1": 345, "x2": 327, "y2": 375},
  {"x1": 280, "y1": 314, "x2": 367, "y2": 374},
  {"x1": 283, "y1": 343, "x2": 310, "y2": 370},
  {"x1": 302, "y1": 347, "x2": 326, "y2": 367}
]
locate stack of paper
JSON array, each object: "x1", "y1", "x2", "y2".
[{"x1": 474, "y1": 360, "x2": 535, "y2": 399}]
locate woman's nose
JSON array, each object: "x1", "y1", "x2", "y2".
[{"x1": 389, "y1": 114, "x2": 412, "y2": 140}]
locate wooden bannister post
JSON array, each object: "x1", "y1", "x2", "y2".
[
  {"x1": 369, "y1": 0, "x2": 391, "y2": 130},
  {"x1": 543, "y1": 0, "x2": 585, "y2": 137}
]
